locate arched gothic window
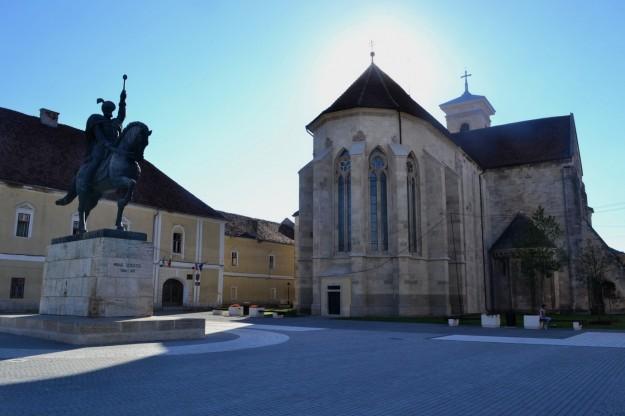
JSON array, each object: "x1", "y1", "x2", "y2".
[
  {"x1": 336, "y1": 150, "x2": 351, "y2": 252},
  {"x1": 369, "y1": 150, "x2": 388, "y2": 251},
  {"x1": 407, "y1": 155, "x2": 421, "y2": 254},
  {"x1": 460, "y1": 122, "x2": 470, "y2": 132}
]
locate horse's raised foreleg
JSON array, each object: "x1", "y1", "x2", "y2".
[{"x1": 115, "y1": 178, "x2": 136, "y2": 231}]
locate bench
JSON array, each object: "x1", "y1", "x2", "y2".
[
  {"x1": 523, "y1": 315, "x2": 543, "y2": 329},
  {"x1": 481, "y1": 314, "x2": 501, "y2": 328},
  {"x1": 446, "y1": 315, "x2": 481, "y2": 326}
]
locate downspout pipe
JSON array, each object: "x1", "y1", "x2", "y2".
[{"x1": 397, "y1": 110, "x2": 403, "y2": 144}]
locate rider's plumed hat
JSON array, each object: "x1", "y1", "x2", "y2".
[{"x1": 97, "y1": 98, "x2": 116, "y2": 114}]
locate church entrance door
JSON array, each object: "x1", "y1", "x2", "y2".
[
  {"x1": 327, "y1": 285, "x2": 341, "y2": 315},
  {"x1": 162, "y1": 279, "x2": 183, "y2": 307}
]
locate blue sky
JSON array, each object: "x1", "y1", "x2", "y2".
[{"x1": 2, "y1": 1, "x2": 625, "y2": 250}]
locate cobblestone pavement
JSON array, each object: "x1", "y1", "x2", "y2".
[{"x1": 2, "y1": 314, "x2": 625, "y2": 416}]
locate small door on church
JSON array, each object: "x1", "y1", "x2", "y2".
[
  {"x1": 162, "y1": 279, "x2": 183, "y2": 307},
  {"x1": 327, "y1": 285, "x2": 341, "y2": 315}
]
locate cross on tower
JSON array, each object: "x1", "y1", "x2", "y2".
[
  {"x1": 369, "y1": 40, "x2": 375, "y2": 63},
  {"x1": 461, "y1": 69, "x2": 472, "y2": 93}
]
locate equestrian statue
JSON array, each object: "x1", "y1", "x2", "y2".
[{"x1": 56, "y1": 75, "x2": 152, "y2": 234}]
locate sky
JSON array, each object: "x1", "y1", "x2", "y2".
[{"x1": 2, "y1": 0, "x2": 625, "y2": 250}]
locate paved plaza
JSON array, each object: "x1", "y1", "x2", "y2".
[{"x1": 2, "y1": 314, "x2": 625, "y2": 415}]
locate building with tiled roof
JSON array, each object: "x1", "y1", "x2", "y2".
[
  {"x1": 219, "y1": 211, "x2": 295, "y2": 306},
  {"x1": 296, "y1": 60, "x2": 625, "y2": 317},
  {"x1": 0, "y1": 107, "x2": 226, "y2": 312}
]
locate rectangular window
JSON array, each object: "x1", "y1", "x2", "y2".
[
  {"x1": 172, "y1": 232, "x2": 182, "y2": 254},
  {"x1": 268, "y1": 255, "x2": 275, "y2": 270},
  {"x1": 230, "y1": 286, "x2": 238, "y2": 300},
  {"x1": 231, "y1": 251, "x2": 239, "y2": 266},
  {"x1": 10, "y1": 278, "x2": 25, "y2": 299},
  {"x1": 186, "y1": 274, "x2": 193, "y2": 280},
  {"x1": 16, "y1": 213, "x2": 31, "y2": 238},
  {"x1": 270, "y1": 287, "x2": 277, "y2": 300}
]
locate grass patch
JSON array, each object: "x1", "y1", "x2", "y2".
[
  {"x1": 536, "y1": 313, "x2": 625, "y2": 330},
  {"x1": 262, "y1": 308, "x2": 298, "y2": 317},
  {"x1": 343, "y1": 313, "x2": 625, "y2": 330},
  {"x1": 342, "y1": 314, "x2": 482, "y2": 326}
]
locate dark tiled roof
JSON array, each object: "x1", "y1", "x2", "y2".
[
  {"x1": 219, "y1": 211, "x2": 294, "y2": 245},
  {"x1": 307, "y1": 63, "x2": 451, "y2": 138},
  {"x1": 0, "y1": 107, "x2": 224, "y2": 220},
  {"x1": 491, "y1": 214, "x2": 555, "y2": 251},
  {"x1": 451, "y1": 115, "x2": 573, "y2": 169},
  {"x1": 278, "y1": 218, "x2": 295, "y2": 240},
  {"x1": 440, "y1": 90, "x2": 492, "y2": 108}
]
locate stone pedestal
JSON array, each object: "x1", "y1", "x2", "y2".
[{"x1": 39, "y1": 229, "x2": 154, "y2": 318}]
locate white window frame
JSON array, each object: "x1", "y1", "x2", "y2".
[
  {"x1": 15, "y1": 203, "x2": 34, "y2": 239},
  {"x1": 230, "y1": 286, "x2": 238, "y2": 301},
  {"x1": 172, "y1": 225, "x2": 185, "y2": 257},
  {"x1": 268, "y1": 254, "x2": 275, "y2": 270},
  {"x1": 231, "y1": 250, "x2": 239, "y2": 267}
]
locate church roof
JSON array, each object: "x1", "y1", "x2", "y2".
[
  {"x1": 440, "y1": 90, "x2": 488, "y2": 107},
  {"x1": 306, "y1": 63, "x2": 451, "y2": 138},
  {"x1": 450, "y1": 115, "x2": 573, "y2": 169},
  {"x1": 439, "y1": 90, "x2": 496, "y2": 114},
  {"x1": 491, "y1": 214, "x2": 555, "y2": 251},
  {"x1": 219, "y1": 211, "x2": 294, "y2": 245},
  {"x1": 0, "y1": 107, "x2": 224, "y2": 220}
]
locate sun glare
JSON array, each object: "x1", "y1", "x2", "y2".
[{"x1": 309, "y1": 11, "x2": 456, "y2": 119}]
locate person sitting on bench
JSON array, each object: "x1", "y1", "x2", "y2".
[{"x1": 539, "y1": 304, "x2": 552, "y2": 329}]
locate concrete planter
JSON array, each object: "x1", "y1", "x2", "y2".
[
  {"x1": 481, "y1": 314, "x2": 500, "y2": 328},
  {"x1": 523, "y1": 315, "x2": 542, "y2": 329},
  {"x1": 249, "y1": 307, "x2": 265, "y2": 318},
  {"x1": 228, "y1": 306, "x2": 243, "y2": 317},
  {"x1": 573, "y1": 321, "x2": 583, "y2": 331},
  {"x1": 448, "y1": 318, "x2": 459, "y2": 327},
  {"x1": 272, "y1": 312, "x2": 283, "y2": 319}
]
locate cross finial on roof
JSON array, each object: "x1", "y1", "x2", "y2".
[
  {"x1": 461, "y1": 69, "x2": 472, "y2": 93},
  {"x1": 369, "y1": 40, "x2": 375, "y2": 63}
]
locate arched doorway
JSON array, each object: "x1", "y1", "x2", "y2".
[{"x1": 162, "y1": 279, "x2": 183, "y2": 307}]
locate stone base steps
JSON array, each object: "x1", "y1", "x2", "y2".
[{"x1": 0, "y1": 314, "x2": 205, "y2": 345}]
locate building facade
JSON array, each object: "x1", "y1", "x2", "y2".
[
  {"x1": 296, "y1": 62, "x2": 625, "y2": 317},
  {"x1": 221, "y1": 212, "x2": 295, "y2": 306}
]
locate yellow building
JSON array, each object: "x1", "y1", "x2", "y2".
[
  {"x1": 220, "y1": 212, "x2": 295, "y2": 307},
  {"x1": 0, "y1": 107, "x2": 227, "y2": 312}
]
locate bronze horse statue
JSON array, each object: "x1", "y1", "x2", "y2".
[{"x1": 57, "y1": 121, "x2": 152, "y2": 234}]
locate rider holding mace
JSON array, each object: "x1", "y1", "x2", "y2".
[{"x1": 56, "y1": 75, "x2": 127, "y2": 206}]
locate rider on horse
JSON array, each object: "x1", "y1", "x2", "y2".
[{"x1": 56, "y1": 87, "x2": 126, "y2": 205}]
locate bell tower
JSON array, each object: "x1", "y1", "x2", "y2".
[{"x1": 439, "y1": 70, "x2": 495, "y2": 133}]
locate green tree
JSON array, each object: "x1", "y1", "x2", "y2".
[
  {"x1": 518, "y1": 207, "x2": 565, "y2": 309},
  {"x1": 577, "y1": 239, "x2": 614, "y2": 315}
]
